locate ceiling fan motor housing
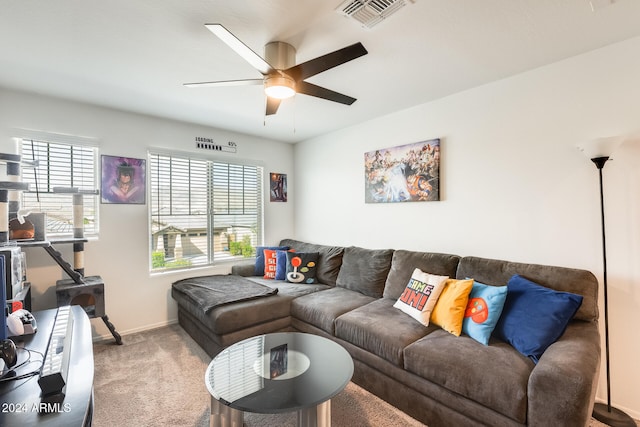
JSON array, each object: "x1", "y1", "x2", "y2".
[{"x1": 264, "y1": 41, "x2": 296, "y2": 70}]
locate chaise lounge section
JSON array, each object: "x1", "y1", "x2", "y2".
[{"x1": 171, "y1": 238, "x2": 601, "y2": 427}]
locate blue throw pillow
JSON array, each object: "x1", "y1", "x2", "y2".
[
  {"x1": 254, "y1": 246, "x2": 289, "y2": 276},
  {"x1": 275, "y1": 250, "x2": 289, "y2": 280},
  {"x1": 493, "y1": 274, "x2": 583, "y2": 363},
  {"x1": 461, "y1": 281, "x2": 508, "y2": 346}
]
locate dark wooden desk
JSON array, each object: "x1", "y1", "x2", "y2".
[{"x1": 0, "y1": 306, "x2": 94, "y2": 427}]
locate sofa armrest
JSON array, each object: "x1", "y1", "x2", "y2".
[
  {"x1": 231, "y1": 260, "x2": 256, "y2": 277},
  {"x1": 527, "y1": 320, "x2": 600, "y2": 427}
]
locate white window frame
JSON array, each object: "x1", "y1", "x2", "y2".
[
  {"x1": 17, "y1": 133, "x2": 100, "y2": 239},
  {"x1": 148, "y1": 150, "x2": 263, "y2": 272}
]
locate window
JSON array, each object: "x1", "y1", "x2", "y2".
[
  {"x1": 19, "y1": 138, "x2": 99, "y2": 237},
  {"x1": 149, "y1": 152, "x2": 263, "y2": 271}
]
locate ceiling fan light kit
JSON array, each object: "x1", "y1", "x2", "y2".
[
  {"x1": 185, "y1": 24, "x2": 368, "y2": 116},
  {"x1": 264, "y1": 75, "x2": 296, "y2": 99}
]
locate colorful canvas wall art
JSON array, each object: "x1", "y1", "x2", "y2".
[
  {"x1": 364, "y1": 138, "x2": 440, "y2": 203},
  {"x1": 101, "y1": 155, "x2": 146, "y2": 204}
]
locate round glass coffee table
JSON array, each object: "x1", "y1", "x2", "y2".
[{"x1": 205, "y1": 332, "x2": 354, "y2": 427}]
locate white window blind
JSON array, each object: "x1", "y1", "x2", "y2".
[
  {"x1": 20, "y1": 139, "x2": 99, "y2": 237},
  {"x1": 149, "y1": 152, "x2": 263, "y2": 271}
]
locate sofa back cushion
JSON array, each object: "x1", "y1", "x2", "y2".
[
  {"x1": 279, "y1": 239, "x2": 344, "y2": 286},
  {"x1": 383, "y1": 250, "x2": 461, "y2": 300},
  {"x1": 456, "y1": 256, "x2": 598, "y2": 322},
  {"x1": 336, "y1": 246, "x2": 394, "y2": 298}
]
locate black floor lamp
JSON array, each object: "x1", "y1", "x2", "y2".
[{"x1": 579, "y1": 137, "x2": 636, "y2": 427}]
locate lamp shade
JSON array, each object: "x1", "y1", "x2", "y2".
[{"x1": 577, "y1": 136, "x2": 625, "y2": 160}]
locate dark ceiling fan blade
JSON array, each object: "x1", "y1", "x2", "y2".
[
  {"x1": 183, "y1": 79, "x2": 263, "y2": 88},
  {"x1": 205, "y1": 24, "x2": 275, "y2": 76},
  {"x1": 286, "y1": 42, "x2": 368, "y2": 81},
  {"x1": 296, "y1": 81, "x2": 357, "y2": 105},
  {"x1": 266, "y1": 97, "x2": 282, "y2": 115}
]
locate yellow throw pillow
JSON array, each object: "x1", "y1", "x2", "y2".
[{"x1": 430, "y1": 279, "x2": 474, "y2": 336}]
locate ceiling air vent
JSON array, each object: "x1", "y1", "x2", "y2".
[{"x1": 336, "y1": 0, "x2": 407, "y2": 29}]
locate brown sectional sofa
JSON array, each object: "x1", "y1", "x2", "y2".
[{"x1": 171, "y1": 238, "x2": 601, "y2": 427}]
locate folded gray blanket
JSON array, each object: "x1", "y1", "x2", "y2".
[{"x1": 172, "y1": 274, "x2": 278, "y2": 314}]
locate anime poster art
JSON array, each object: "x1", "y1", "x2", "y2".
[
  {"x1": 270, "y1": 172, "x2": 287, "y2": 202},
  {"x1": 101, "y1": 155, "x2": 146, "y2": 204},
  {"x1": 364, "y1": 139, "x2": 440, "y2": 203}
]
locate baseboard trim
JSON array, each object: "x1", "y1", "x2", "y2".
[{"x1": 92, "y1": 319, "x2": 179, "y2": 343}]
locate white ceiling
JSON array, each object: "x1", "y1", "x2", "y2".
[{"x1": 2, "y1": 0, "x2": 640, "y2": 143}]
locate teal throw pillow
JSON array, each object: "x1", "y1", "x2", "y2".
[
  {"x1": 461, "y1": 281, "x2": 507, "y2": 346},
  {"x1": 493, "y1": 274, "x2": 583, "y2": 363}
]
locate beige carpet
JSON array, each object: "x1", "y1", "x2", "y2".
[
  {"x1": 92, "y1": 324, "x2": 635, "y2": 427},
  {"x1": 92, "y1": 324, "x2": 424, "y2": 426}
]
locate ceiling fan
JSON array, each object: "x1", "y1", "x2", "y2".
[{"x1": 184, "y1": 24, "x2": 368, "y2": 116}]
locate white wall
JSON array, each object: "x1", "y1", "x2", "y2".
[
  {"x1": 294, "y1": 36, "x2": 640, "y2": 418},
  {"x1": 0, "y1": 87, "x2": 295, "y2": 337}
]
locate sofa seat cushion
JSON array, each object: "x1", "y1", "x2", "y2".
[
  {"x1": 403, "y1": 329, "x2": 534, "y2": 423},
  {"x1": 172, "y1": 278, "x2": 328, "y2": 335},
  {"x1": 245, "y1": 277, "x2": 330, "y2": 297},
  {"x1": 336, "y1": 246, "x2": 394, "y2": 298},
  {"x1": 335, "y1": 298, "x2": 434, "y2": 366},
  {"x1": 291, "y1": 288, "x2": 377, "y2": 334}
]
